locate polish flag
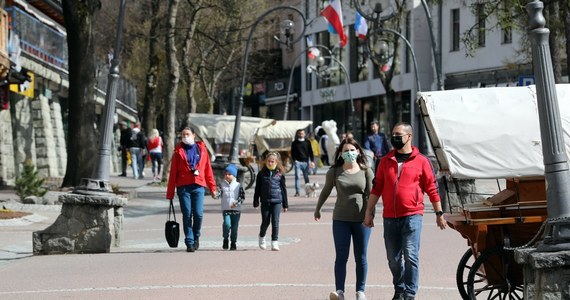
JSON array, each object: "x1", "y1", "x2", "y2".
[
  {"x1": 321, "y1": 0, "x2": 347, "y2": 47},
  {"x1": 354, "y1": 12, "x2": 368, "y2": 40}
]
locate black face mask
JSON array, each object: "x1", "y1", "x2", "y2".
[{"x1": 391, "y1": 135, "x2": 406, "y2": 150}]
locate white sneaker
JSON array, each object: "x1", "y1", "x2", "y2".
[
  {"x1": 258, "y1": 236, "x2": 266, "y2": 250},
  {"x1": 356, "y1": 291, "x2": 367, "y2": 300},
  {"x1": 329, "y1": 290, "x2": 344, "y2": 300},
  {"x1": 271, "y1": 241, "x2": 280, "y2": 251}
]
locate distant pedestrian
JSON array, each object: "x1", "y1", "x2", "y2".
[
  {"x1": 364, "y1": 122, "x2": 446, "y2": 300},
  {"x1": 318, "y1": 127, "x2": 330, "y2": 166},
  {"x1": 219, "y1": 164, "x2": 245, "y2": 251},
  {"x1": 290, "y1": 129, "x2": 314, "y2": 196},
  {"x1": 127, "y1": 122, "x2": 146, "y2": 179},
  {"x1": 253, "y1": 151, "x2": 288, "y2": 251},
  {"x1": 147, "y1": 128, "x2": 163, "y2": 181},
  {"x1": 309, "y1": 132, "x2": 321, "y2": 175},
  {"x1": 364, "y1": 120, "x2": 390, "y2": 172},
  {"x1": 166, "y1": 127, "x2": 217, "y2": 253},
  {"x1": 118, "y1": 121, "x2": 130, "y2": 177},
  {"x1": 314, "y1": 138, "x2": 373, "y2": 300}
]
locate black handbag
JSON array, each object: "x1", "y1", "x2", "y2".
[{"x1": 165, "y1": 199, "x2": 180, "y2": 248}]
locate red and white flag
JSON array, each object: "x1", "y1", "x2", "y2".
[{"x1": 321, "y1": 0, "x2": 347, "y2": 47}]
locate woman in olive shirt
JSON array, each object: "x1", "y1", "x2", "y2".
[{"x1": 314, "y1": 138, "x2": 374, "y2": 300}]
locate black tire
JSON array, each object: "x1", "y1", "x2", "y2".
[
  {"x1": 456, "y1": 248, "x2": 474, "y2": 300},
  {"x1": 466, "y1": 247, "x2": 524, "y2": 300},
  {"x1": 284, "y1": 158, "x2": 294, "y2": 173},
  {"x1": 243, "y1": 165, "x2": 255, "y2": 190}
]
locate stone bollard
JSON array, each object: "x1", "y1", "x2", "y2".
[
  {"x1": 33, "y1": 193, "x2": 127, "y2": 255},
  {"x1": 514, "y1": 248, "x2": 570, "y2": 299}
]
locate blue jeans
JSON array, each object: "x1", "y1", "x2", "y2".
[
  {"x1": 332, "y1": 220, "x2": 371, "y2": 293},
  {"x1": 222, "y1": 211, "x2": 241, "y2": 243},
  {"x1": 383, "y1": 214, "x2": 423, "y2": 296},
  {"x1": 294, "y1": 161, "x2": 310, "y2": 194},
  {"x1": 129, "y1": 147, "x2": 143, "y2": 179},
  {"x1": 259, "y1": 203, "x2": 281, "y2": 241},
  {"x1": 177, "y1": 184, "x2": 205, "y2": 247},
  {"x1": 150, "y1": 152, "x2": 163, "y2": 177}
]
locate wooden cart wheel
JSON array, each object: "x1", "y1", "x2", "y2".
[
  {"x1": 466, "y1": 247, "x2": 524, "y2": 300},
  {"x1": 456, "y1": 248, "x2": 474, "y2": 300},
  {"x1": 283, "y1": 157, "x2": 294, "y2": 173},
  {"x1": 242, "y1": 164, "x2": 255, "y2": 190}
]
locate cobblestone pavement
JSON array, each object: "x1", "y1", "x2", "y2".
[{"x1": 0, "y1": 168, "x2": 470, "y2": 300}]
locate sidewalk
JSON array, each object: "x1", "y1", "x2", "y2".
[{"x1": 0, "y1": 170, "x2": 466, "y2": 300}]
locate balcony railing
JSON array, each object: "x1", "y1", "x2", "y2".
[{"x1": 6, "y1": 6, "x2": 67, "y2": 70}]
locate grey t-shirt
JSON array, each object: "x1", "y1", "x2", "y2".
[{"x1": 315, "y1": 166, "x2": 374, "y2": 222}]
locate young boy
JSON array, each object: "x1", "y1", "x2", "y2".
[{"x1": 219, "y1": 164, "x2": 245, "y2": 250}]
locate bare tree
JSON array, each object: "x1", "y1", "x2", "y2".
[
  {"x1": 161, "y1": 0, "x2": 181, "y2": 182},
  {"x1": 142, "y1": 0, "x2": 164, "y2": 132},
  {"x1": 61, "y1": 0, "x2": 101, "y2": 187}
]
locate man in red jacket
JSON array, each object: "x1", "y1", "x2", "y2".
[{"x1": 364, "y1": 122, "x2": 446, "y2": 300}]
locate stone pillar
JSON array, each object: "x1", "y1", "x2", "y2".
[
  {"x1": 31, "y1": 94, "x2": 58, "y2": 177},
  {"x1": 515, "y1": 249, "x2": 570, "y2": 299},
  {"x1": 32, "y1": 193, "x2": 127, "y2": 254},
  {"x1": 0, "y1": 108, "x2": 15, "y2": 186},
  {"x1": 12, "y1": 96, "x2": 36, "y2": 175},
  {"x1": 50, "y1": 97, "x2": 67, "y2": 176}
]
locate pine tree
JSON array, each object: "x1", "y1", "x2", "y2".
[{"x1": 15, "y1": 160, "x2": 47, "y2": 201}]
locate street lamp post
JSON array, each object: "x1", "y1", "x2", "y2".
[
  {"x1": 283, "y1": 44, "x2": 333, "y2": 120},
  {"x1": 527, "y1": 0, "x2": 570, "y2": 251},
  {"x1": 75, "y1": 0, "x2": 127, "y2": 193},
  {"x1": 228, "y1": 6, "x2": 307, "y2": 164}
]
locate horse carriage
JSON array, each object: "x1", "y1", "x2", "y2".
[
  {"x1": 418, "y1": 85, "x2": 570, "y2": 299},
  {"x1": 185, "y1": 113, "x2": 311, "y2": 189}
]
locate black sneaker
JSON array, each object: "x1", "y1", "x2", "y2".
[
  {"x1": 194, "y1": 238, "x2": 199, "y2": 250},
  {"x1": 294, "y1": 193, "x2": 300, "y2": 197},
  {"x1": 403, "y1": 295, "x2": 414, "y2": 300},
  {"x1": 392, "y1": 292, "x2": 404, "y2": 300},
  {"x1": 230, "y1": 242, "x2": 237, "y2": 251},
  {"x1": 223, "y1": 239, "x2": 229, "y2": 250},
  {"x1": 186, "y1": 245, "x2": 195, "y2": 252},
  {"x1": 118, "y1": 173, "x2": 127, "y2": 177}
]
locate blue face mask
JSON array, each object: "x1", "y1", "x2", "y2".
[{"x1": 341, "y1": 150, "x2": 358, "y2": 163}]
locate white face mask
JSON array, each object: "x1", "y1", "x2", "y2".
[
  {"x1": 297, "y1": 138, "x2": 305, "y2": 142},
  {"x1": 182, "y1": 137, "x2": 195, "y2": 145}
]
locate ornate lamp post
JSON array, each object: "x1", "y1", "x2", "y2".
[
  {"x1": 283, "y1": 44, "x2": 333, "y2": 120},
  {"x1": 527, "y1": 0, "x2": 570, "y2": 251},
  {"x1": 75, "y1": 0, "x2": 127, "y2": 193},
  {"x1": 228, "y1": 6, "x2": 307, "y2": 164}
]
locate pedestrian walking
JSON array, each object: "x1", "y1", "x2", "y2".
[
  {"x1": 290, "y1": 129, "x2": 314, "y2": 196},
  {"x1": 309, "y1": 132, "x2": 321, "y2": 175},
  {"x1": 314, "y1": 138, "x2": 374, "y2": 300},
  {"x1": 166, "y1": 127, "x2": 217, "y2": 253},
  {"x1": 128, "y1": 122, "x2": 147, "y2": 179},
  {"x1": 253, "y1": 151, "x2": 288, "y2": 251},
  {"x1": 364, "y1": 122, "x2": 446, "y2": 300},
  {"x1": 219, "y1": 164, "x2": 245, "y2": 251},
  {"x1": 364, "y1": 120, "x2": 390, "y2": 172},
  {"x1": 118, "y1": 121, "x2": 130, "y2": 177},
  {"x1": 147, "y1": 128, "x2": 163, "y2": 181}
]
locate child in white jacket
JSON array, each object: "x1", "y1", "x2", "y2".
[{"x1": 220, "y1": 164, "x2": 245, "y2": 250}]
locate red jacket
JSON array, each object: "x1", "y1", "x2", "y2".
[
  {"x1": 370, "y1": 146, "x2": 440, "y2": 218},
  {"x1": 166, "y1": 141, "x2": 216, "y2": 199}
]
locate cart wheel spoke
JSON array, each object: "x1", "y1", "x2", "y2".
[
  {"x1": 456, "y1": 248, "x2": 474, "y2": 299},
  {"x1": 466, "y1": 247, "x2": 524, "y2": 300}
]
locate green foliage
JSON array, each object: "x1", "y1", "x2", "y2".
[{"x1": 15, "y1": 160, "x2": 47, "y2": 201}]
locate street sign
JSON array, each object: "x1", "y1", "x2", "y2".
[{"x1": 518, "y1": 75, "x2": 535, "y2": 86}]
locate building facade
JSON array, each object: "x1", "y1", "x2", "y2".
[{"x1": 0, "y1": 0, "x2": 137, "y2": 186}]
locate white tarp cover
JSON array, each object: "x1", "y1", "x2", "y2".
[
  {"x1": 186, "y1": 113, "x2": 275, "y2": 145},
  {"x1": 418, "y1": 84, "x2": 570, "y2": 179},
  {"x1": 255, "y1": 120, "x2": 313, "y2": 153}
]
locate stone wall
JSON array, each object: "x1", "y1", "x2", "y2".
[
  {"x1": 0, "y1": 109, "x2": 15, "y2": 186},
  {"x1": 50, "y1": 97, "x2": 66, "y2": 176},
  {"x1": 515, "y1": 248, "x2": 570, "y2": 299},
  {"x1": 12, "y1": 96, "x2": 36, "y2": 175},
  {"x1": 32, "y1": 94, "x2": 59, "y2": 177}
]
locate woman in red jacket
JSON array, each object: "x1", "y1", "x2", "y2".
[
  {"x1": 167, "y1": 127, "x2": 217, "y2": 252},
  {"x1": 364, "y1": 122, "x2": 445, "y2": 300}
]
